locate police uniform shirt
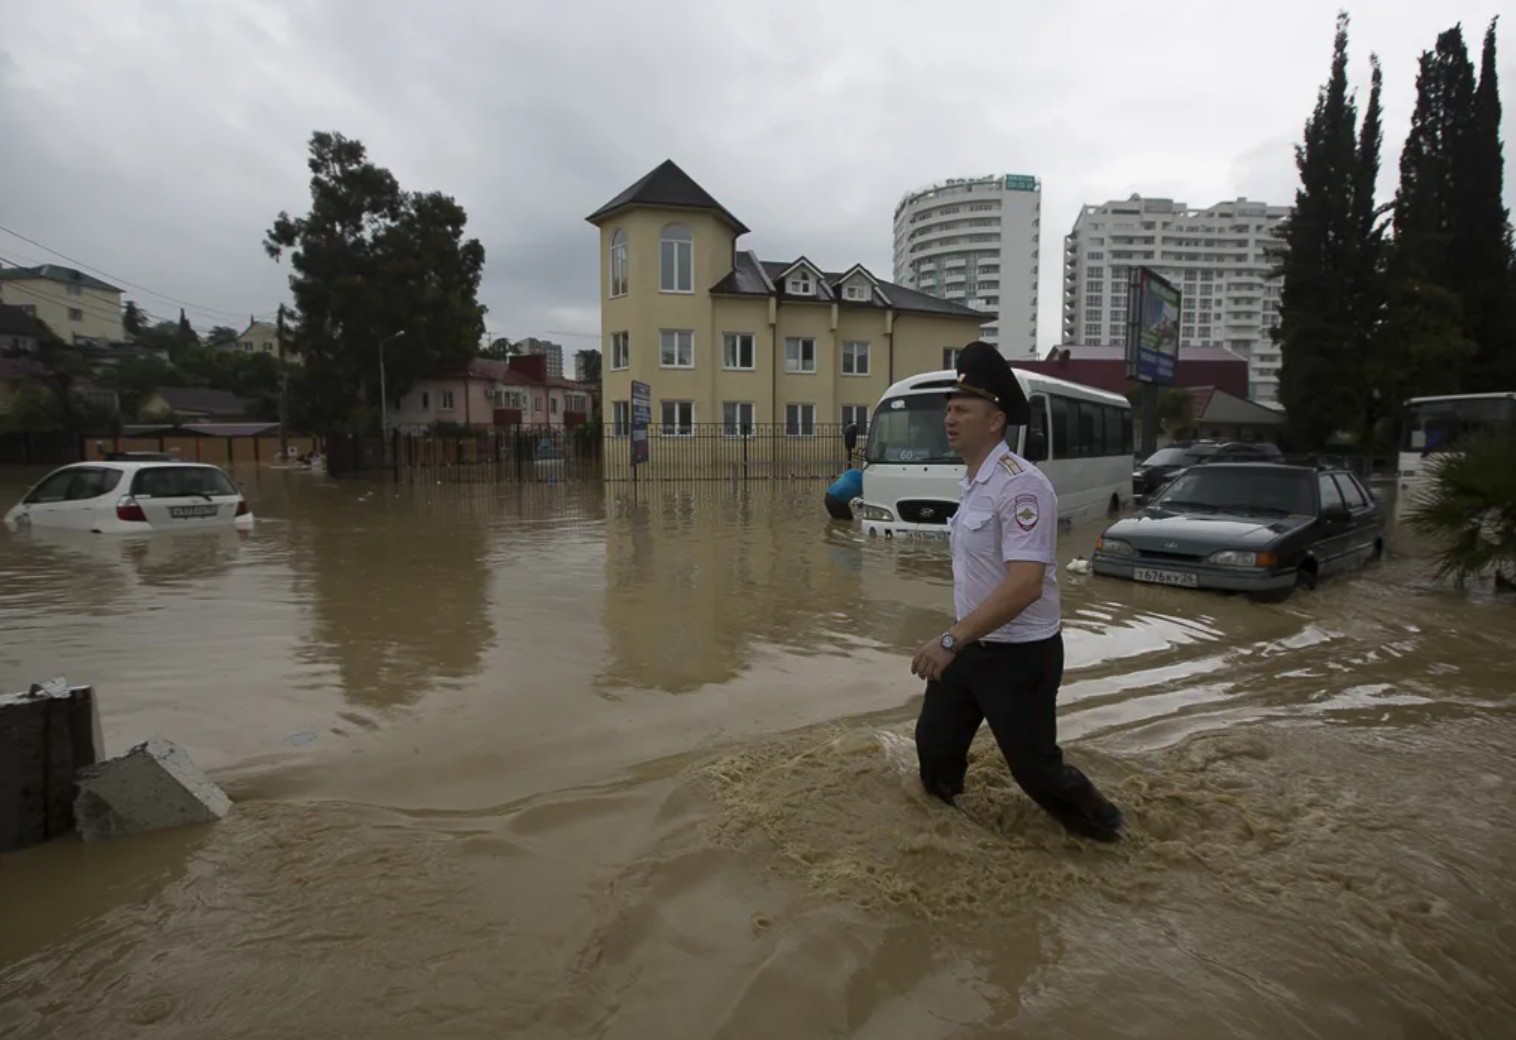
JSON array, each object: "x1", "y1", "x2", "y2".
[{"x1": 948, "y1": 439, "x2": 1061, "y2": 643}]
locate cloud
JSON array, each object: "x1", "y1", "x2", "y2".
[{"x1": 2, "y1": 0, "x2": 1513, "y2": 353}]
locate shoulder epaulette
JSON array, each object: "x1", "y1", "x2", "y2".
[{"x1": 997, "y1": 455, "x2": 1024, "y2": 477}]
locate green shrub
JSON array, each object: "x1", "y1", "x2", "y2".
[{"x1": 1407, "y1": 423, "x2": 1516, "y2": 587}]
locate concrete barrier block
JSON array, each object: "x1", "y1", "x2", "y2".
[
  {"x1": 1, "y1": 680, "x2": 103, "y2": 854},
  {"x1": 74, "y1": 737, "x2": 231, "y2": 842}
]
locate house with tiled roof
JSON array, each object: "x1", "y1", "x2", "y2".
[
  {"x1": 0, "y1": 263, "x2": 123, "y2": 345},
  {"x1": 390, "y1": 353, "x2": 595, "y2": 431},
  {"x1": 585, "y1": 159, "x2": 993, "y2": 437}
]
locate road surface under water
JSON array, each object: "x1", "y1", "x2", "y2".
[{"x1": 0, "y1": 466, "x2": 1511, "y2": 1039}]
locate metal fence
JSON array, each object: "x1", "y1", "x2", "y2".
[
  {"x1": 325, "y1": 423, "x2": 865, "y2": 483},
  {"x1": 0, "y1": 431, "x2": 80, "y2": 466},
  {"x1": 327, "y1": 426, "x2": 603, "y2": 483},
  {"x1": 602, "y1": 423, "x2": 862, "y2": 482}
]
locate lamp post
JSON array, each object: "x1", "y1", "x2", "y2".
[{"x1": 379, "y1": 330, "x2": 406, "y2": 436}]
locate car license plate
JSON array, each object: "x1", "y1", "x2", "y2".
[
  {"x1": 169, "y1": 504, "x2": 220, "y2": 519},
  {"x1": 894, "y1": 529, "x2": 948, "y2": 541},
  {"x1": 1133, "y1": 567, "x2": 1198, "y2": 588}
]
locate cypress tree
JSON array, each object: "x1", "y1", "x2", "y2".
[
  {"x1": 1461, "y1": 18, "x2": 1516, "y2": 388},
  {"x1": 1380, "y1": 26, "x2": 1483, "y2": 408},
  {"x1": 1275, "y1": 12, "x2": 1369, "y2": 448}
]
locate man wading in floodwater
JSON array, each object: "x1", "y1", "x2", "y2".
[{"x1": 910, "y1": 341, "x2": 1125, "y2": 843}]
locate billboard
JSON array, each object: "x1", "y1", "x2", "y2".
[
  {"x1": 1124, "y1": 267, "x2": 1182, "y2": 385},
  {"x1": 630, "y1": 380, "x2": 651, "y2": 466}
]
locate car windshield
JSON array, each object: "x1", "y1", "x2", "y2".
[
  {"x1": 131, "y1": 466, "x2": 239, "y2": 498},
  {"x1": 1153, "y1": 467, "x2": 1314, "y2": 516},
  {"x1": 865, "y1": 394, "x2": 1024, "y2": 464},
  {"x1": 1141, "y1": 446, "x2": 1213, "y2": 467}
]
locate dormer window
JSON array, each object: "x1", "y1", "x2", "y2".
[
  {"x1": 844, "y1": 283, "x2": 870, "y2": 302},
  {"x1": 787, "y1": 271, "x2": 814, "y2": 296}
]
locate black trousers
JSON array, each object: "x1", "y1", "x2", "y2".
[{"x1": 913, "y1": 631, "x2": 1121, "y2": 837}]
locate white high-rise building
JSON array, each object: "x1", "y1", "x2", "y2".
[
  {"x1": 1061, "y1": 195, "x2": 1290, "y2": 404},
  {"x1": 892, "y1": 174, "x2": 1042, "y2": 358},
  {"x1": 516, "y1": 336, "x2": 564, "y2": 380}
]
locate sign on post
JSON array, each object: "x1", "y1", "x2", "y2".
[
  {"x1": 630, "y1": 380, "x2": 651, "y2": 467},
  {"x1": 1124, "y1": 267, "x2": 1182, "y2": 385}
]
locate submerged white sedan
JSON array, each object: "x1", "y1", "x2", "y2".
[{"x1": 3, "y1": 459, "x2": 255, "y2": 533}]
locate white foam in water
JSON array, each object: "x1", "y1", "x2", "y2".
[{"x1": 873, "y1": 729, "x2": 917, "y2": 774}]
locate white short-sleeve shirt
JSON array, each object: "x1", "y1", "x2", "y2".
[{"x1": 947, "y1": 439, "x2": 1060, "y2": 643}]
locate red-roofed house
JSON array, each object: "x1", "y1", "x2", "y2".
[
  {"x1": 1010, "y1": 344, "x2": 1250, "y2": 401},
  {"x1": 391, "y1": 354, "x2": 595, "y2": 431}
]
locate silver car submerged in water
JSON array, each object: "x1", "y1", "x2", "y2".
[{"x1": 1090, "y1": 461, "x2": 1386, "y2": 603}]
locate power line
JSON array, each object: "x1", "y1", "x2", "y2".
[{"x1": 0, "y1": 223, "x2": 274, "y2": 325}]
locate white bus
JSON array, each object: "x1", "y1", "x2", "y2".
[
  {"x1": 1396, "y1": 391, "x2": 1516, "y2": 515},
  {"x1": 853, "y1": 367, "x2": 1135, "y2": 540}
]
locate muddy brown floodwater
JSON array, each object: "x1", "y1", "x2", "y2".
[{"x1": 0, "y1": 466, "x2": 1512, "y2": 1039}]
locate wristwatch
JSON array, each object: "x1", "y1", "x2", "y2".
[{"x1": 939, "y1": 632, "x2": 960, "y2": 654}]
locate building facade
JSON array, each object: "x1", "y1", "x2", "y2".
[
  {"x1": 391, "y1": 355, "x2": 593, "y2": 431},
  {"x1": 891, "y1": 174, "x2": 1041, "y2": 359},
  {"x1": 1061, "y1": 195, "x2": 1289, "y2": 404},
  {"x1": 589, "y1": 160, "x2": 992, "y2": 443},
  {"x1": 0, "y1": 264, "x2": 123, "y2": 344}
]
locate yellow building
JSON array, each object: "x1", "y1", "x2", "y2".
[
  {"x1": 585, "y1": 160, "x2": 992, "y2": 450},
  {"x1": 0, "y1": 264, "x2": 123, "y2": 344}
]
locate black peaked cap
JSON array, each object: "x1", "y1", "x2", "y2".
[{"x1": 947, "y1": 340, "x2": 1030, "y2": 425}]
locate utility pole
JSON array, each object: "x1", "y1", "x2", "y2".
[{"x1": 276, "y1": 304, "x2": 289, "y2": 461}]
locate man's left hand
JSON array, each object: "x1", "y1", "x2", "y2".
[{"x1": 911, "y1": 639, "x2": 956, "y2": 682}]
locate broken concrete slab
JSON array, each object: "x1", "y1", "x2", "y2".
[
  {"x1": 74, "y1": 737, "x2": 231, "y2": 842},
  {"x1": 1, "y1": 679, "x2": 103, "y2": 854}
]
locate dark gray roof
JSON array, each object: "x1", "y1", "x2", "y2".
[
  {"x1": 710, "y1": 253, "x2": 992, "y2": 321},
  {"x1": 0, "y1": 263, "x2": 120, "y2": 293},
  {"x1": 710, "y1": 251, "x2": 775, "y2": 295},
  {"x1": 152, "y1": 386, "x2": 248, "y2": 416},
  {"x1": 1187, "y1": 386, "x2": 1285, "y2": 426},
  {"x1": 585, "y1": 159, "x2": 750, "y2": 234},
  {"x1": 0, "y1": 303, "x2": 43, "y2": 338}
]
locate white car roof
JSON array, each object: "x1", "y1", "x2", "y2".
[{"x1": 58, "y1": 460, "x2": 228, "y2": 472}]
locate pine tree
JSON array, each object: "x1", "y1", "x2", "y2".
[{"x1": 1275, "y1": 13, "x2": 1373, "y2": 448}]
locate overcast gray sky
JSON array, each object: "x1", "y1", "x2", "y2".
[{"x1": 2, "y1": 0, "x2": 1512, "y2": 355}]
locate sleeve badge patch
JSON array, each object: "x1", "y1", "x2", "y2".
[{"x1": 1013, "y1": 493, "x2": 1039, "y2": 531}]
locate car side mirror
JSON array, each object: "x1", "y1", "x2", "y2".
[{"x1": 1025, "y1": 429, "x2": 1048, "y2": 462}]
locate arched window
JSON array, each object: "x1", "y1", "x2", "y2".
[
  {"x1": 609, "y1": 229, "x2": 628, "y2": 297},
  {"x1": 659, "y1": 224, "x2": 693, "y2": 293}
]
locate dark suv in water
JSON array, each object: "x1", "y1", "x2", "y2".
[{"x1": 1132, "y1": 440, "x2": 1281, "y2": 502}]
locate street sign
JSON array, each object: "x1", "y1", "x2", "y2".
[{"x1": 630, "y1": 380, "x2": 651, "y2": 466}]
